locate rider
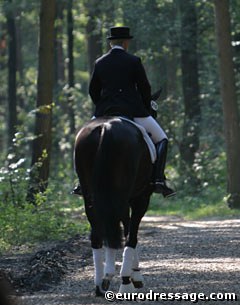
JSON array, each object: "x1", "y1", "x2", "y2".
[{"x1": 73, "y1": 26, "x2": 175, "y2": 198}]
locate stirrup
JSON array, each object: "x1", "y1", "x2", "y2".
[{"x1": 71, "y1": 184, "x2": 82, "y2": 196}]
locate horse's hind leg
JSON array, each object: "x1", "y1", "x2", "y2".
[
  {"x1": 119, "y1": 246, "x2": 143, "y2": 292},
  {"x1": 101, "y1": 247, "x2": 117, "y2": 291},
  {"x1": 119, "y1": 246, "x2": 136, "y2": 293},
  {"x1": 92, "y1": 247, "x2": 104, "y2": 296},
  {"x1": 84, "y1": 199, "x2": 106, "y2": 296},
  {"x1": 119, "y1": 195, "x2": 150, "y2": 293},
  {"x1": 120, "y1": 247, "x2": 144, "y2": 289},
  {"x1": 90, "y1": 228, "x2": 105, "y2": 296},
  {"x1": 93, "y1": 246, "x2": 117, "y2": 295},
  {"x1": 86, "y1": 205, "x2": 117, "y2": 295},
  {"x1": 131, "y1": 247, "x2": 144, "y2": 288}
]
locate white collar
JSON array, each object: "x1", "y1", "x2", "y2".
[{"x1": 111, "y1": 45, "x2": 125, "y2": 50}]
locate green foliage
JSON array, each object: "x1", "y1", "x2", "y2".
[
  {"x1": 151, "y1": 189, "x2": 240, "y2": 219},
  {"x1": 0, "y1": 188, "x2": 89, "y2": 252},
  {"x1": 0, "y1": 133, "x2": 88, "y2": 252},
  {"x1": 148, "y1": 151, "x2": 240, "y2": 220},
  {"x1": 149, "y1": 186, "x2": 240, "y2": 220}
]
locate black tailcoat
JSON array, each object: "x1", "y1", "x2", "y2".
[{"x1": 89, "y1": 48, "x2": 152, "y2": 118}]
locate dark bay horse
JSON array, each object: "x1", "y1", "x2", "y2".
[{"x1": 74, "y1": 93, "x2": 160, "y2": 294}]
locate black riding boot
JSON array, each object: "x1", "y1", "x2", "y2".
[
  {"x1": 153, "y1": 139, "x2": 176, "y2": 197},
  {"x1": 72, "y1": 183, "x2": 82, "y2": 196}
]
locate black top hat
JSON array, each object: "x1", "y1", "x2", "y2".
[{"x1": 107, "y1": 26, "x2": 133, "y2": 40}]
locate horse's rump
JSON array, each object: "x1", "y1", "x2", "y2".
[{"x1": 74, "y1": 117, "x2": 152, "y2": 248}]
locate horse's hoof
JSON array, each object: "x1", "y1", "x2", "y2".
[
  {"x1": 119, "y1": 282, "x2": 135, "y2": 293},
  {"x1": 95, "y1": 286, "x2": 105, "y2": 297},
  {"x1": 131, "y1": 270, "x2": 144, "y2": 288},
  {"x1": 132, "y1": 280, "x2": 143, "y2": 288},
  {"x1": 101, "y1": 278, "x2": 110, "y2": 291},
  {"x1": 101, "y1": 273, "x2": 114, "y2": 291}
]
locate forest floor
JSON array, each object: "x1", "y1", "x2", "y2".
[{"x1": 1, "y1": 215, "x2": 240, "y2": 305}]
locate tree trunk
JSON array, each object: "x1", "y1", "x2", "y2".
[
  {"x1": 67, "y1": 0, "x2": 75, "y2": 133},
  {"x1": 214, "y1": 0, "x2": 240, "y2": 209},
  {"x1": 28, "y1": 0, "x2": 56, "y2": 199},
  {"x1": 15, "y1": 13, "x2": 25, "y2": 109},
  {"x1": 178, "y1": 0, "x2": 201, "y2": 185},
  {"x1": 0, "y1": 27, "x2": 7, "y2": 152},
  {"x1": 6, "y1": 0, "x2": 17, "y2": 147},
  {"x1": 54, "y1": 0, "x2": 65, "y2": 87},
  {"x1": 85, "y1": 0, "x2": 102, "y2": 74},
  {"x1": 166, "y1": 48, "x2": 178, "y2": 98}
]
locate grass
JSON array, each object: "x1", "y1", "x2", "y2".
[
  {"x1": 1, "y1": 178, "x2": 240, "y2": 253},
  {"x1": 0, "y1": 185, "x2": 89, "y2": 253},
  {"x1": 147, "y1": 186, "x2": 240, "y2": 220}
]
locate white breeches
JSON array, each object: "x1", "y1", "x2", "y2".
[
  {"x1": 134, "y1": 116, "x2": 167, "y2": 144},
  {"x1": 92, "y1": 115, "x2": 167, "y2": 144}
]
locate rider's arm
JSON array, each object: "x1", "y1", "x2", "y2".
[
  {"x1": 135, "y1": 58, "x2": 152, "y2": 112},
  {"x1": 89, "y1": 63, "x2": 102, "y2": 105}
]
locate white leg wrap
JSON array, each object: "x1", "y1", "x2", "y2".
[
  {"x1": 104, "y1": 247, "x2": 116, "y2": 276},
  {"x1": 132, "y1": 247, "x2": 139, "y2": 270},
  {"x1": 120, "y1": 246, "x2": 135, "y2": 277},
  {"x1": 119, "y1": 282, "x2": 136, "y2": 293},
  {"x1": 131, "y1": 270, "x2": 144, "y2": 283},
  {"x1": 92, "y1": 248, "x2": 104, "y2": 286},
  {"x1": 131, "y1": 248, "x2": 144, "y2": 287}
]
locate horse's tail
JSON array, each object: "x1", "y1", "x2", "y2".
[{"x1": 93, "y1": 122, "x2": 133, "y2": 249}]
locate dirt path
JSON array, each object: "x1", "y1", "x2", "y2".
[{"x1": 2, "y1": 216, "x2": 240, "y2": 304}]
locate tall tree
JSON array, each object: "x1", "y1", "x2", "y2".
[
  {"x1": 178, "y1": 0, "x2": 201, "y2": 184},
  {"x1": 6, "y1": 0, "x2": 17, "y2": 147},
  {"x1": 0, "y1": 32, "x2": 7, "y2": 69},
  {"x1": 28, "y1": 0, "x2": 56, "y2": 198},
  {"x1": 85, "y1": 0, "x2": 102, "y2": 74},
  {"x1": 0, "y1": 27, "x2": 7, "y2": 152},
  {"x1": 67, "y1": 0, "x2": 75, "y2": 133},
  {"x1": 214, "y1": 0, "x2": 240, "y2": 209},
  {"x1": 54, "y1": 0, "x2": 65, "y2": 87},
  {"x1": 15, "y1": 10, "x2": 25, "y2": 110}
]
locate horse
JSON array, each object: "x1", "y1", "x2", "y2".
[{"x1": 74, "y1": 91, "x2": 160, "y2": 295}]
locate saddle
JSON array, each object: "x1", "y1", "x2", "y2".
[{"x1": 119, "y1": 116, "x2": 157, "y2": 163}]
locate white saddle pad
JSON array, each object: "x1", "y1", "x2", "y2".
[{"x1": 120, "y1": 117, "x2": 157, "y2": 163}]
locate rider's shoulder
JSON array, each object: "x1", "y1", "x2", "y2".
[
  {"x1": 95, "y1": 51, "x2": 141, "y2": 65},
  {"x1": 124, "y1": 53, "x2": 143, "y2": 66},
  {"x1": 95, "y1": 52, "x2": 109, "y2": 64},
  {"x1": 126, "y1": 52, "x2": 141, "y2": 61}
]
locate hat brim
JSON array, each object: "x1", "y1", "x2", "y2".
[{"x1": 107, "y1": 35, "x2": 133, "y2": 40}]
